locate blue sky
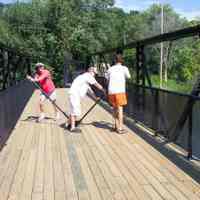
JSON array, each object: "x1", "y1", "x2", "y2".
[
  {"x1": 0, "y1": 0, "x2": 200, "y2": 20},
  {"x1": 115, "y1": 0, "x2": 200, "y2": 20}
]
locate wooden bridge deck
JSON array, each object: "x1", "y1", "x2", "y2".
[{"x1": 0, "y1": 89, "x2": 200, "y2": 200}]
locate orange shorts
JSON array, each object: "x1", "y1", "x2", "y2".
[{"x1": 108, "y1": 93, "x2": 127, "y2": 107}]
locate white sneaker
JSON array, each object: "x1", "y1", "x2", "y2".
[{"x1": 37, "y1": 113, "x2": 45, "y2": 122}]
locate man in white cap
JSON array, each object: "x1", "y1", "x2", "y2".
[
  {"x1": 67, "y1": 66, "x2": 105, "y2": 132},
  {"x1": 27, "y1": 63, "x2": 59, "y2": 122}
]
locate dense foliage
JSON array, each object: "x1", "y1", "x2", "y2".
[{"x1": 0, "y1": 0, "x2": 199, "y2": 91}]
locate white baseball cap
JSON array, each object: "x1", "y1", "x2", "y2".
[
  {"x1": 35, "y1": 63, "x2": 44, "y2": 71},
  {"x1": 35, "y1": 62, "x2": 44, "y2": 67}
]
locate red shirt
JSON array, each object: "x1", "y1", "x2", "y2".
[{"x1": 36, "y1": 69, "x2": 55, "y2": 94}]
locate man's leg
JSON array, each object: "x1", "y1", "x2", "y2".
[
  {"x1": 115, "y1": 93, "x2": 126, "y2": 133},
  {"x1": 70, "y1": 115, "x2": 76, "y2": 131},
  {"x1": 113, "y1": 107, "x2": 118, "y2": 130},
  {"x1": 117, "y1": 106, "x2": 123, "y2": 130},
  {"x1": 52, "y1": 100, "x2": 60, "y2": 120},
  {"x1": 39, "y1": 101, "x2": 44, "y2": 113},
  {"x1": 68, "y1": 94, "x2": 81, "y2": 131},
  {"x1": 38, "y1": 94, "x2": 45, "y2": 122}
]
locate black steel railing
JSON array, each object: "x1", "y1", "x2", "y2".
[
  {"x1": 0, "y1": 44, "x2": 33, "y2": 91},
  {"x1": 0, "y1": 42, "x2": 36, "y2": 148},
  {"x1": 87, "y1": 25, "x2": 200, "y2": 159},
  {"x1": 124, "y1": 84, "x2": 200, "y2": 159}
]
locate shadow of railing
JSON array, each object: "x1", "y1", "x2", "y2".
[{"x1": 0, "y1": 80, "x2": 34, "y2": 150}]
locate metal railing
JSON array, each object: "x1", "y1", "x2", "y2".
[
  {"x1": 88, "y1": 25, "x2": 200, "y2": 160},
  {"x1": 0, "y1": 42, "x2": 33, "y2": 91}
]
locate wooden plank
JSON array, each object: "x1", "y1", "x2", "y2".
[
  {"x1": 110, "y1": 138, "x2": 176, "y2": 200},
  {"x1": 43, "y1": 124, "x2": 55, "y2": 200},
  {"x1": 143, "y1": 185, "x2": 163, "y2": 200},
  {"x1": 0, "y1": 150, "x2": 22, "y2": 200},
  {"x1": 90, "y1": 128, "x2": 150, "y2": 200},
  {"x1": 8, "y1": 125, "x2": 34, "y2": 200},
  {"x1": 55, "y1": 192, "x2": 66, "y2": 200},
  {"x1": 0, "y1": 123, "x2": 29, "y2": 185},
  {"x1": 33, "y1": 124, "x2": 46, "y2": 194},
  {"x1": 58, "y1": 128, "x2": 78, "y2": 200},
  {"x1": 83, "y1": 125, "x2": 132, "y2": 200},
  {"x1": 32, "y1": 192, "x2": 43, "y2": 200},
  {"x1": 74, "y1": 134, "x2": 103, "y2": 200},
  {"x1": 80, "y1": 141, "x2": 115, "y2": 200},
  {"x1": 65, "y1": 134, "x2": 91, "y2": 200},
  {"x1": 89, "y1": 118, "x2": 147, "y2": 186},
  {"x1": 19, "y1": 149, "x2": 37, "y2": 200},
  {"x1": 183, "y1": 181, "x2": 200, "y2": 198},
  {"x1": 163, "y1": 183, "x2": 188, "y2": 200},
  {"x1": 52, "y1": 124, "x2": 65, "y2": 193}
]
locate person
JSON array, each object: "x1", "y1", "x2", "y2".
[
  {"x1": 27, "y1": 63, "x2": 59, "y2": 122},
  {"x1": 67, "y1": 66, "x2": 105, "y2": 132},
  {"x1": 106, "y1": 53, "x2": 131, "y2": 134}
]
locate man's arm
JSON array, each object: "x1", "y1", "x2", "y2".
[
  {"x1": 27, "y1": 71, "x2": 49, "y2": 82},
  {"x1": 93, "y1": 82, "x2": 106, "y2": 97},
  {"x1": 87, "y1": 87, "x2": 100, "y2": 101},
  {"x1": 34, "y1": 71, "x2": 49, "y2": 82},
  {"x1": 125, "y1": 68, "x2": 131, "y2": 79},
  {"x1": 26, "y1": 74, "x2": 38, "y2": 82}
]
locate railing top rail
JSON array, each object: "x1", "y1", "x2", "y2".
[
  {"x1": 92, "y1": 24, "x2": 200, "y2": 55},
  {"x1": 133, "y1": 83, "x2": 200, "y2": 100}
]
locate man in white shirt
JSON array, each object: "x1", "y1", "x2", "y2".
[
  {"x1": 107, "y1": 54, "x2": 131, "y2": 134},
  {"x1": 68, "y1": 67, "x2": 105, "y2": 132}
]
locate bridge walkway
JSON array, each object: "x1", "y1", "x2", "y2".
[{"x1": 0, "y1": 89, "x2": 200, "y2": 200}]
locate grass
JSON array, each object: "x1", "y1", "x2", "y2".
[{"x1": 150, "y1": 75, "x2": 193, "y2": 94}]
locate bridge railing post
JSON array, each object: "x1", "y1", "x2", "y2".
[
  {"x1": 187, "y1": 104, "x2": 193, "y2": 159},
  {"x1": 153, "y1": 89, "x2": 159, "y2": 136}
]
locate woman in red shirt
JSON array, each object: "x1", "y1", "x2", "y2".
[{"x1": 27, "y1": 63, "x2": 59, "y2": 122}]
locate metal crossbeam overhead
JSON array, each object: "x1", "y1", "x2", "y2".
[{"x1": 93, "y1": 24, "x2": 200, "y2": 55}]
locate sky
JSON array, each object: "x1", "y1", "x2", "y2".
[
  {"x1": 0, "y1": 0, "x2": 200, "y2": 20},
  {"x1": 115, "y1": 0, "x2": 200, "y2": 20}
]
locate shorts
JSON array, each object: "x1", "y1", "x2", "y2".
[
  {"x1": 108, "y1": 93, "x2": 127, "y2": 107},
  {"x1": 40, "y1": 91, "x2": 56, "y2": 102},
  {"x1": 68, "y1": 93, "x2": 81, "y2": 116}
]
